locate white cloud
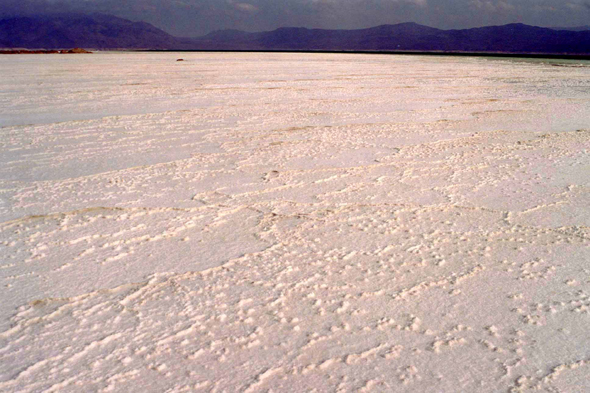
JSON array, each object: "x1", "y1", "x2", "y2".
[
  {"x1": 469, "y1": 0, "x2": 515, "y2": 12},
  {"x1": 234, "y1": 2, "x2": 259, "y2": 12}
]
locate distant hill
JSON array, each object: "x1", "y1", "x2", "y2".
[
  {"x1": 188, "y1": 23, "x2": 590, "y2": 54},
  {"x1": 0, "y1": 14, "x2": 181, "y2": 49},
  {"x1": 1, "y1": 14, "x2": 590, "y2": 55}
]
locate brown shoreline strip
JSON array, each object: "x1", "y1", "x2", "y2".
[{"x1": 0, "y1": 48, "x2": 92, "y2": 54}]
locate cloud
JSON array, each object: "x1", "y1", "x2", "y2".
[
  {"x1": 232, "y1": 2, "x2": 259, "y2": 12},
  {"x1": 567, "y1": 0, "x2": 590, "y2": 9},
  {"x1": 410, "y1": 0, "x2": 428, "y2": 7},
  {"x1": 469, "y1": 0, "x2": 514, "y2": 12}
]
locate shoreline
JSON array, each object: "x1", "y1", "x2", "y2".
[
  {"x1": 139, "y1": 49, "x2": 590, "y2": 61},
  {"x1": 0, "y1": 48, "x2": 92, "y2": 54},
  {"x1": 2, "y1": 48, "x2": 589, "y2": 60}
]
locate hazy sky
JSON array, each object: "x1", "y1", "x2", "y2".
[{"x1": 2, "y1": 0, "x2": 590, "y2": 36}]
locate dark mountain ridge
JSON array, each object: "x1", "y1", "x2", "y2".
[
  {"x1": 1, "y1": 14, "x2": 590, "y2": 55},
  {"x1": 189, "y1": 22, "x2": 590, "y2": 54},
  {"x1": 0, "y1": 14, "x2": 179, "y2": 49}
]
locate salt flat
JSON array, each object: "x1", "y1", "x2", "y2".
[{"x1": 0, "y1": 52, "x2": 589, "y2": 392}]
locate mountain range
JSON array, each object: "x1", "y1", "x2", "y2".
[
  {"x1": 0, "y1": 14, "x2": 178, "y2": 49},
  {"x1": 1, "y1": 14, "x2": 590, "y2": 54}
]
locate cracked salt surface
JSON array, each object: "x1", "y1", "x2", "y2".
[{"x1": 0, "y1": 52, "x2": 589, "y2": 392}]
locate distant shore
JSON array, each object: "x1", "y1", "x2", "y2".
[
  {"x1": 0, "y1": 48, "x2": 92, "y2": 54},
  {"x1": 3, "y1": 48, "x2": 587, "y2": 61},
  {"x1": 140, "y1": 49, "x2": 590, "y2": 61}
]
